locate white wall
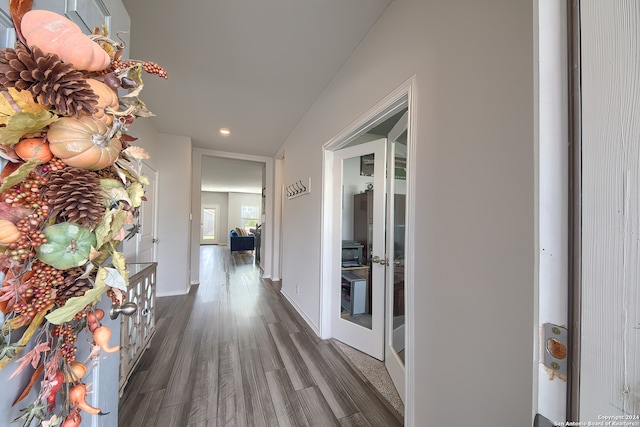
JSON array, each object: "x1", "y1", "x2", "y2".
[
  {"x1": 279, "y1": 0, "x2": 535, "y2": 424},
  {"x1": 156, "y1": 133, "x2": 192, "y2": 296}
]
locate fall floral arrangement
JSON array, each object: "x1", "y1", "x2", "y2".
[{"x1": 0, "y1": 2, "x2": 166, "y2": 426}]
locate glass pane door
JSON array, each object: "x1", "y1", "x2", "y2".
[
  {"x1": 331, "y1": 138, "x2": 386, "y2": 360},
  {"x1": 201, "y1": 206, "x2": 218, "y2": 243}
]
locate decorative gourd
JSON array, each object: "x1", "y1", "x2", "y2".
[
  {"x1": 0, "y1": 220, "x2": 20, "y2": 244},
  {"x1": 84, "y1": 79, "x2": 119, "y2": 125},
  {"x1": 20, "y1": 10, "x2": 111, "y2": 71},
  {"x1": 46, "y1": 116, "x2": 123, "y2": 170},
  {"x1": 14, "y1": 138, "x2": 53, "y2": 163},
  {"x1": 36, "y1": 222, "x2": 97, "y2": 270}
]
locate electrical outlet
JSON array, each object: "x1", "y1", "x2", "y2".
[{"x1": 296, "y1": 284, "x2": 300, "y2": 294}]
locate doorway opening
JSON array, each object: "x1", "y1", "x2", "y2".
[{"x1": 321, "y1": 78, "x2": 416, "y2": 413}]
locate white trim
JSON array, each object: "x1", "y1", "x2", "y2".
[
  {"x1": 320, "y1": 75, "x2": 417, "y2": 423},
  {"x1": 191, "y1": 148, "x2": 276, "y2": 283},
  {"x1": 281, "y1": 290, "x2": 321, "y2": 336},
  {"x1": 535, "y1": 0, "x2": 569, "y2": 421}
]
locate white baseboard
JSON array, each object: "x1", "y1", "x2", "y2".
[
  {"x1": 156, "y1": 289, "x2": 189, "y2": 298},
  {"x1": 280, "y1": 290, "x2": 320, "y2": 336}
]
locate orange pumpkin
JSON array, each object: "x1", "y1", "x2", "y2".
[
  {"x1": 21, "y1": 10, "x2": 111, "y2": 72},
  {"x1": 0, "y1": 219, "x2": 20, "y2": 244},
  {"x1": 14, "y1": 138, "x2": 53, "y2": 163},
  {"x1": 47, "y1": 116, "x2": 123, "y2": 170},
  {"x1": 84, "y1": 79, "x2": 119, "y2": 125}
]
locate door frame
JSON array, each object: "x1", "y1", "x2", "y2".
[{"x1": 320, "y1": 76, "x2": 417, "y2": 420}]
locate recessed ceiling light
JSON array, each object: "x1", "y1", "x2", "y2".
[{"x1": 219, "y1": 128, "x2": 231, "y2": 135}]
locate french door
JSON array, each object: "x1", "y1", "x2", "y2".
[
  {"x1": 385, "y1": 111, "x2": 408, "y2": 402},
  {"x1": 331, "y1": 139, "x2": 387, "y2": 360}
]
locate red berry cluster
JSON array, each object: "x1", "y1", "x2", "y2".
[
  {"x1": 2, "y1": 173, "x2": 47, "y2": 207},
  {"x1": 12, "y1": 262, "x2": 63, "y2": 321},
  {"x1": 39, "y1": 157, "x2": 67, "y2": 174},
  {"x1": 51, "y1": 323, "x2": 78, "y2": 363},
  {"x1": 106, "y1": 288, "x2": 125, "y2": 305},
  {"x1": 112, "y1": 58, "x2": 168, "y2": 79}
]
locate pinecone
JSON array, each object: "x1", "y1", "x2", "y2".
[
  {"x1": 45, "y1": 167, "x2": 105, "y2": 229},
  {"x1": 55, "y1": 267, "x2": 93, "y2": 305},
  {"x1": 0, "y1": 44, "x2": 98, "y2": 117},
  {"x1": 94, "y1": 166, "x2": 120, "y2": 181}
]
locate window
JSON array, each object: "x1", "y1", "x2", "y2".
[{"x1": 241, "y1": 205, "x2": 260, "y2": 233}]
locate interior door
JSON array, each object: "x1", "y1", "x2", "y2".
[
  {"x1": 577, "y1": 1, "x2": 640, "y2": 421},
  {"x1": 137, "y1": 162, "x2": 158, "y2": 262},
  {"x1": 332, "y1": 139, "x2": 386, "y2": 360},
  {"x1": 385, "y1": 112, "x2": 408, "y2": 402}
]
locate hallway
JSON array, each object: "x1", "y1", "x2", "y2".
[{"x1": 119, "y1": 245, "x2": 403, "y2": 426}]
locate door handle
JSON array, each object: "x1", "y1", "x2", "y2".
[
  {"x1": 110, "y1": 302, "x2": 138, "y2": 319},
  {"x1": 372, "y1": 255, "x2": 389, "y2": 266}
]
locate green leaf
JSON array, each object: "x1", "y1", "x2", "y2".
[
  {"x1": 127, "y1": 181, "x2": 144, "y2": 208},
  {"x1": 102, "y1": 266, "x2": 127, "y2": 291},
  {"x1": 111, "y1": 251, "x2": 129, "y2": 285},
  {"x1": 105, "y1": 186, "x2": 131, "y2": 207},
  {"x1": 100, "y1": 178, "x2": 124, "y2": 189},
  {"x1": 45, "y1": 284, "x2": 107, "y2": 325},
  {"x1": 95, "y1": 207, "x2": 128, "y2": 248},
  {"x1": 0, "y1": 111, "x2": 57, "y2": 146},
  {"x1": 0, "y1": 160, "x2": 39, "y2": 193}
]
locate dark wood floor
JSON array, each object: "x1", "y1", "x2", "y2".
[{"x1": 118, "y1": 246, "x2": 403, "y2": 426}]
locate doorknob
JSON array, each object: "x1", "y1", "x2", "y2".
[
  {"x1": 372, "y1": 255, "x2": 389, "y2": 266},
  {"x1": 110, "y1": 302, "x2": 138, "y2": 319}
]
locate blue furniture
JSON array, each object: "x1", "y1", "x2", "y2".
[{"x1": 229, "y1": 229, "x2": 255, "y2": 252}]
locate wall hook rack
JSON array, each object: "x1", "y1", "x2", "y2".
[{"x1": 285, "y1": 177, "x2": 311, "y2": 199}]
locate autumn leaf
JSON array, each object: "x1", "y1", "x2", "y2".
[
  {"x1": 12, "y1": 363, "x2": 43, "y2": 406},
  {"x1": 0, "y1": 92, "x2": 18, "y2": 125},
  {"x1": 123, "y1": 145, "x2": 150, "y2": 160},
  {"x1": 0, "y1": 111, "x2": 58, "y2": 146},
  {"x1": 45, "y1": 284, "x2": 107, "y2": 325},
  {"x1": 0, "y1": 306, "x2": 49, "y2": 370},
  {"x1": 0, "y1": 160, "x2": 39, "y2": 193},
  {"x1": 100, "y1": 267, "x2": 127, "y2": 292},
  {"x1": 127, "y1": 181, "x2": 144, "y2": 208},
  {"x1": 9, "y1": 0, "x2": 33, "y2": 45},
  {"x1": 112, "y1": 251, "x2": 128, "y2": 283},
  {"x1": 9, "y1": 341, "x2": 50, "y2": 380},
  {"x1": 8, "y1": 88, "x2": 48, "y2": 115},
  {"x1": 94, "y1": 206, "x2": 127, "y2": 249}
]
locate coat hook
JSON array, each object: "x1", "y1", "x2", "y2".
[{"x1": 299, "y1": 180, "x2": 306, "y2": 191}]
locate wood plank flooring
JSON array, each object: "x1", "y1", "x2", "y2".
[{"x1": 119, "y1": 246, "x2": 403, "y2": 426}]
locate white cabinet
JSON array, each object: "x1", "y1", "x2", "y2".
[{"x1": 119, "y1": 262, "x2": 157, "y2": 394}]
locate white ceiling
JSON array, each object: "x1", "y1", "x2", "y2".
[
  {"x1": 201, "y1": 156, "x2": 264, "y2": 194},
  {"x1": 121, "y1": 0, "x2": 393, "y2": 161}
]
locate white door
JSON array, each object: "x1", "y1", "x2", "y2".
[
  {"x1": 577, "y1": 1, "x2": 640, "y2": 421},
  {"x1": 200, "y1": 205, "x2": 220, "y2": 244},
  {"x1": 385, "y1": 112, "x2": 407, "y2": 402},
  {"x1": 331, "y1": 139, "x2": 386, "y2": 360},
  {"x1": 137, "y1": 162, "x2": 158, "y2": 262}
]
